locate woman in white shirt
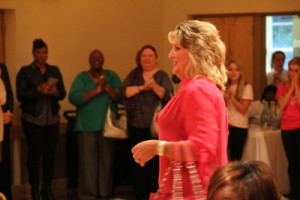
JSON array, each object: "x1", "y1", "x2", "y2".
[{"x1": 224, "y1": 61, "x2": 253, "y2": 160}]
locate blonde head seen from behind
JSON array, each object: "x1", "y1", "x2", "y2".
[{"x1": 168, "y1": 20, "x2": 227, "y2": 91}]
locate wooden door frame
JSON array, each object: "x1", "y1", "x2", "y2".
[{"x1": 0, "y1": 10, "x2": 4, "y2": 63}]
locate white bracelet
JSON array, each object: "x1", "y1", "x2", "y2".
[{"x1": 157, "y1": 141, "x2": 167, "y2": 156}]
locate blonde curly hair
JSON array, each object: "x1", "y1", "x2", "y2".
[{"x1": 168, "y1": 20, "x2": 227, "y2": 91}]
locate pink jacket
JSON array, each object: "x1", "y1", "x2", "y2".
[{"x1": 157, "y1": 77, "x2": 228, "y2": 197}]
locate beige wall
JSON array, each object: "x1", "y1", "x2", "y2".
[
  {"x1": 1, "y1": 0, "x2": 165, "y2": 124},
  {"x1": 1, "y1": 0, "x2": 300, "y2": 124}
]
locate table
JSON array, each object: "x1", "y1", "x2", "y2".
[{"x1": 242, "y1": 125, "x2": 290, "y2": 194}]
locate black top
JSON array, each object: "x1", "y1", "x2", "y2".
[{"x1": 16, "y1": 63, "x2": 66, "y2": 117}]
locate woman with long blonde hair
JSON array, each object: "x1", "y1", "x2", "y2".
[{"x1": 225, "y1": 61, "x2": 253, "y2": 161}]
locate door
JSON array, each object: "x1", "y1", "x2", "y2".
[{"x1": 195, "y1": 16, "x2": 254, "y2": 86}]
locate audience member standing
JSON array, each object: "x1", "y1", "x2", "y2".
[
  {"x1": 0, "y1": 63, "x2": 13, "y2": 200},
  {"x1": 276, "y1": 57, "x2": 300, "y2": 200},
  {"x1": 69, "y1": 49, "x2": 122, "y2": 200},
  {"x1": 122, "y1": 45, "x2": 173, "y2": 200},
  {"x1": 225, "y1": 61, "x2": 253, "y2": 160},
  {"x1": 16, "y1": 39, "x2": 66, "y2": 200},
  {"x1": 267, "y1": 51, "x2": 288, "y2": 86}
]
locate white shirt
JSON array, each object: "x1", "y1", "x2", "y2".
[
  {"x1": 248, "y1": 100, "x2": 264, "y2": 126},
  {"x1": 248, "y1": 100, "x2": 282, "y2": 129},
  {"x1": 227, "y1": 84, "x2": 253, "y2": 128}
]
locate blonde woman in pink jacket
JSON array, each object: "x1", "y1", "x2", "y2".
[{"x1": 132, "y1": 20, "x2": 229, "y2": 199}]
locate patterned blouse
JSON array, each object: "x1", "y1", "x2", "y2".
[{"x1": 122, "y1": 67, "x2": 174, "y2": 128}]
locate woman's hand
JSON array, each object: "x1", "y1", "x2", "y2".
[
  {"x1": 143, "y1": 77, "x2": 166, "y2": 98},
  {"x1": 37, "y1": 81, "x2": 59, "y2": 96},
  {"x1": 47, "y1": 86, "x2": 60, "y2": 96},
  {"x1": 3, "y1": 111, "x2": 13, "y2": 124},
  {"x1": 37, "y1": 82, "x2": 52, "y2": 95},
  {"x1": 97, "y1": 75, "x2": 106, "y2": 87},
  {"x1": 132, "y1": 140, "x2": 158, "y2": 167},
  {"x1": 95, "y1": 75, "x2": 106, "y2": 92},
  {"x1": 290, "y1": 71, "x2": 298, "y2": 90},
  {"x1": 143, "y1": 77, "x2": 157, "y2": 91},
  {"x1": 224, "y1": 88, "x2": 233, "y2": 105},
  {"x1": 83, "y1": 75, "x2": 106, "y2": 101},
  {"x1": 224, "y1": 90, "x2": 231, "y2": 100}
]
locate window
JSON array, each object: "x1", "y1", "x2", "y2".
[{"x1": 265, "y1": 15, "x2": 299, "y2": 73}]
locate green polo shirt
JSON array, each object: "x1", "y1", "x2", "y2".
[{"x1": 69, "y1": 70, "x2": 122, "y2": 132}]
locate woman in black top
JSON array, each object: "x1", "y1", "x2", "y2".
[{"x1": 16, "y1": 39, "x2": 66, "y2": 200}]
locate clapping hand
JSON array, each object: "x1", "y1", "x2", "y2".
[
  {"x1": 224, "y1": 88, "x2": 234, "y2": 100},
  {"x1": 38, "y1": 78, "x2": 60, "y2": 96},
  {"x1": 95, "y1": 75, "x2": 106, "y2": 93},
  {"x1": 290, "y1": 71, "x2": 299, "y2": 90},
  {"x1": 37, "y1": 82, "x2": 59, "y2": 96},
  {"x1": 37, "y1": 82, "x2": 52, "y2": 95},
  {"x1": 143, "y1": 77, "x2": 157, "y2": 91}
]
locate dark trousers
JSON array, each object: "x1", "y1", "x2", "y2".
[
  {"x1": 0, "y1": 125, "x2": 12, "y2": 200},
  {"x1": 22, "y1": 119, "x2": 59, "y2": 188},
  {"x1": 128, "y1": 125, "x2": 158, "y2": 200},
  {"x1": 228, "y1": 125, "x2": 248, "y2": 161},
  {"x1": 281, "y1": 129, "x2": 300, "y2": 199},
  {"x1": 65, "y1": 117, "x2": 78, "y2": 189}
]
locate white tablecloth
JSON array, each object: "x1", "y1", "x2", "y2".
[{"x1": 242, "y1": 126, "x2": 290, "y2": 194}]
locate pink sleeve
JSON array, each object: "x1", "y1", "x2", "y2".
[{"x1": 180, "y1": 82, "x2": 222, "y2": 163}]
